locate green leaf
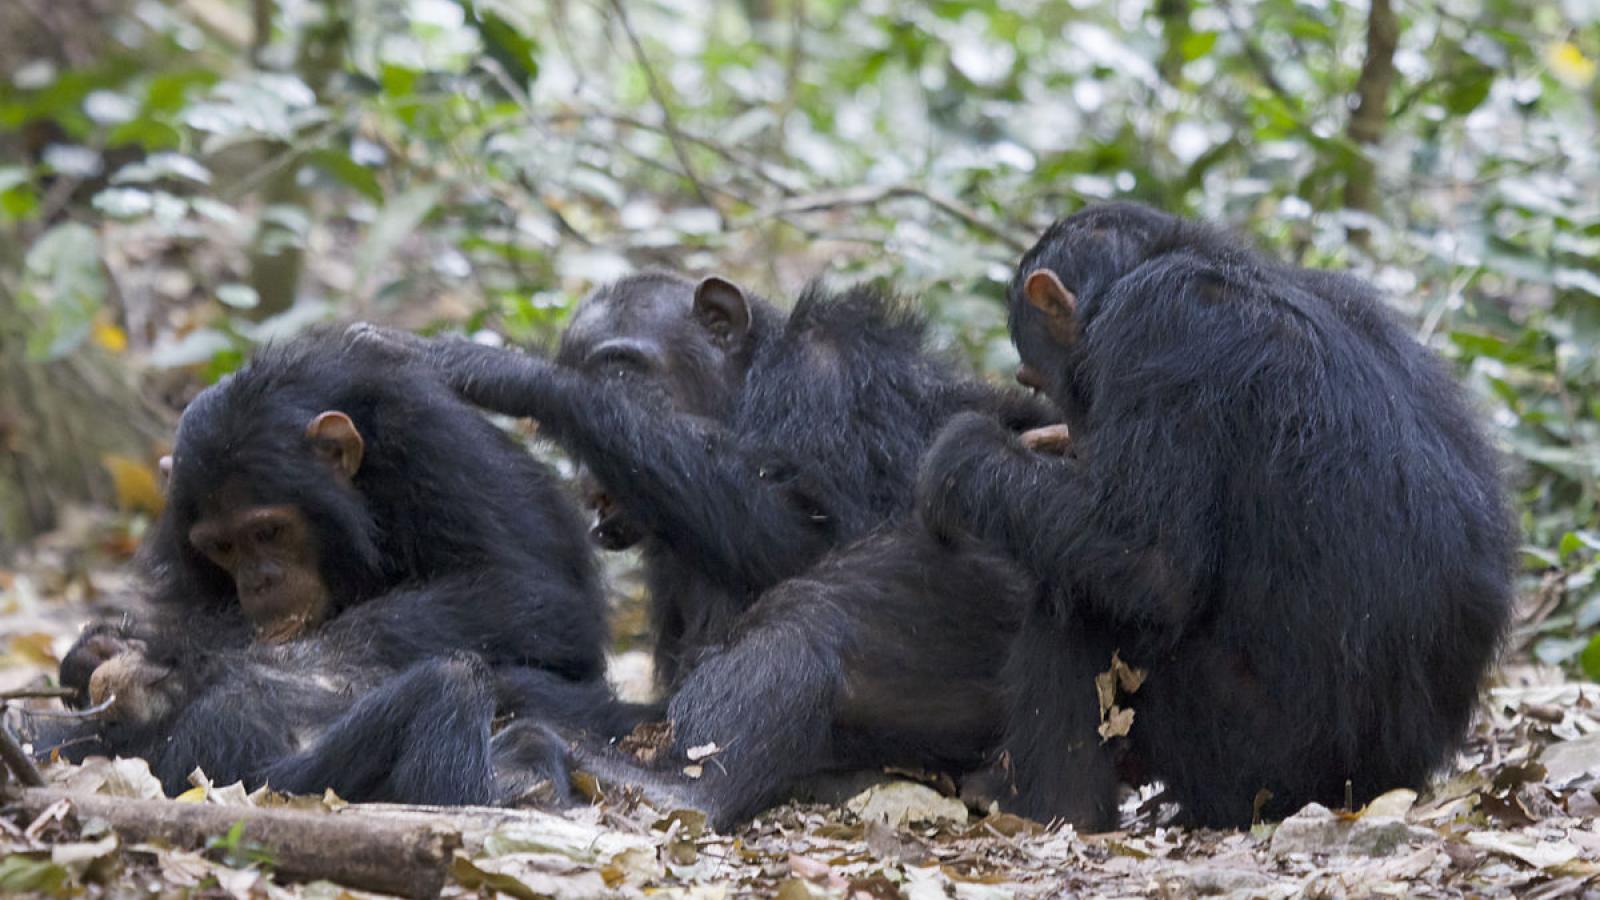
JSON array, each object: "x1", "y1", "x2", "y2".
[
  {"x1": 1443, "y1": 69, "x2": 1494, "y2": 115},
  {"x1": 353, "y1": 183, "x2": 447, "y2": 296},
  {"x1": 19, "y1": 223, "x2": 106, "y2": 360},
  {"x1": 215, "y1": 284, "x2": 260, "y2": 310},
  {"x1": 0, "y1": 855, "x2": 71, "y2": 894},
  {"x1": 1561, "y1": 531, "x2": 1586, "y2": 562},
  {"x1": 308, "y1": 149, "x2": 384, "y2": 202},
  {"x1": 1581, "y1": 634, "x2": 1600, "y2": 682},
  {"x1": 1179, "y1": 31, "x2": 1218, "y2": 62}
]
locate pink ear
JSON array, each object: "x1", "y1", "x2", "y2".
[
  {"x1": 305, "y1": 411, "x2": 365, "y2": 479},
  {"x1": 1022, "y1": 269, "x2": 1080, "y2": 345}
]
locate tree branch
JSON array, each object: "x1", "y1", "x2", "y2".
[
  {"x1": 1345, "y1": 0, "x2": 1399, "y2": 246},
  {"x1": 607, "y1": 0, "x2": 723, "y2": 223}
]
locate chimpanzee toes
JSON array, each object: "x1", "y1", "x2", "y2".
[{"x1": 491, "y1": 720, "x2": 576, "y2": 808}]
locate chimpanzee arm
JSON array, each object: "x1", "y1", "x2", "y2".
[
  {"x1": 417, "y1": 339, "x2": 839, "y2": 591},
  {"x1": 321, "y1": 568, "x2": 607, "y2": 680},
  {"x1": 918, "y1": 410, "x2": 1220, "y2": 636}
]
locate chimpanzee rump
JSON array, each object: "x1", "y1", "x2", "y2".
[
  {"x1": 917, "y1": 202, "x2": 1516, "y2": 828},
  {"x1": 50, "y1": 335, "x2": 616, "y2": 803},
  {"x1": 354, "y1": 274, "x2": 1055, "y2": 826}
]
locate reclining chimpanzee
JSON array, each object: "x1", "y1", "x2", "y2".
[
  {"x1": 46, "y1": 334, "x2": 621, "y2": 804},
  {"x1": 351, "y1": 273, "x2": 1056, "y2": 828},
  {"x1": 917, "y1": 202, "x2": 1516, "y2": 828}
]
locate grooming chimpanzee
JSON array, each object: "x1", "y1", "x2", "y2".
[
  {"x1": 49, "y1": 334, "x2": 617, "y2": 803},
  {"x1": 917, "y1": 202, "x2": 1516, "y2": 829},
  {"x1": 351, "y1": 273, "x2": 1055, "y2": 827}
]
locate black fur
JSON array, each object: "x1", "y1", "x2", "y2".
[
  {"x1": 50, "y1": 335, "x2": 613, "y2": 802},
  {"x1": 398, "y1": 275, "x2": 1054, "y2": 826},
  {"x1": 917, "y1": 202, "x2": 1517, "y2": 828}
]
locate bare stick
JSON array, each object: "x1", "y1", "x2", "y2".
[
  {"x1": 4, "y1": 788, "x2": 461, "y2": 898},
  {"x1": 0, "y1": 721, "x2": 44, "y2": 787},
  {"x1": 607, "y1": 0, "x2": 722, "y2": 220},
  {"x1": 0, "y1": 687, "x2": 76, "y2": 702}
]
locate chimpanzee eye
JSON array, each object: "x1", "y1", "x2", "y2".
[
  {"x1": 255, "y1": 523, "x2": 282, "y2": 544},
  {"x1": 212, "y1": 540, "x2": 234, "y2": 557},
  {"x1": 587, "y1": 347, "x2": 649, "y2": 379}
]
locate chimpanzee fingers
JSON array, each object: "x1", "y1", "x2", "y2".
[
  {"x1": 59, "y1": 622, "x2": 144, "y2": 707},
  {"x1": 916, "y1": 411, "x2": 1012, "y2": 540},
  {"x1": 341, "y1": 322, "x2": 433, "y2": 361},
  {"x1": 87, "y1": 653, "x2": 179, "y2": 727},
  {"x1": 1019, "y1": 423, "x2": 1072, "y2": 456}
]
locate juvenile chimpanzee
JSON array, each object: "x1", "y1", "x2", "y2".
[
  {"x1": 917, "y1": 202, "x2": 1516, "y2": 829},
  {"x1": 50, "y1": 334, "x2": 617, "y2": 803},
  {"x1": 352, "y1": 273, "x2": 1055, "y2": 827}
]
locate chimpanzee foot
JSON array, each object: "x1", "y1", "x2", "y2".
[{"x1": 492, "y1": 720, "x2": 578, "y2": 808}]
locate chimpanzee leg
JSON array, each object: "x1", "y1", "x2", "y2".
[
  {"x1": 1001, "y1": 606, "x2": 1121, "y2": 831},
  {"x1": 265, "y1": 654, "x2": 498, "y2": 805},
  {"x1": 664, "y1": 604, "x2": 840, "y2": 829}
]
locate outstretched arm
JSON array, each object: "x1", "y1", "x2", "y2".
[
  {"x1": 350, "y1": 330, "x2": 841, "y2": 592},
  {"x1": 917, "y1": 412, "x2": 1214, "y2": 634}
]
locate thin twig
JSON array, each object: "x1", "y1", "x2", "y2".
[
  {"x1": 745, "y1": 184, "x2": 1029, "y2": 252},
  {"x1": 0, "y1": 687, "x2": 76, "y2": 702},
  {"x1": 606, "y1": 0, "x2": 723, "y2": 221},
  {"x1": 0, "y1": 717, "x2": 45, "y2": 787},
  {"x1": 22, "y1": 694, "x2": 116, "y2": 719},
  {"x1": 1214, "y1": 0, "x2": 1296, "y2": 108}
]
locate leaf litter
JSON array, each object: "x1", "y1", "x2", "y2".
[{"x1": 4, "y1": 526, "x2": 1600, "y2": 897}]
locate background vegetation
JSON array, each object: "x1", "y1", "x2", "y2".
[{"x1": 1, "y1": 0, "x2": 1596, "y2": 673}]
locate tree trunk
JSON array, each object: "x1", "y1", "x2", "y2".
[
  {"x1": 0, "y1": 277, "x2": 169, "y2": 555},
  {"x1": 1345, "y1": 0, "x2": 1398, "y2": 248}
]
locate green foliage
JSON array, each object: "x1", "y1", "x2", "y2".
[{"x1": 2, "y1": 0, "x2": 1598, "y2": 668}]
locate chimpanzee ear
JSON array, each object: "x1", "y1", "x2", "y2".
[
  {"x1": 1023, "y1": 269, "x2": 1080, "y2": 346},
  {"x1": 692, "y1": 276, "x2": 752, "y2": 347},
  {"x1": 305, "y1": 411, "x2": 365, "y2": 480}
]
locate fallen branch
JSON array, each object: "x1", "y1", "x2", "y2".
[
  {"x1": 0, "y1": 721, "x2": 44, "y2": 787},
  {"x1": 3, "y1": 787, "x2": 461, "y2": 899}
]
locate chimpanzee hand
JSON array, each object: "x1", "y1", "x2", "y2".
[
  {"x1": 916, "y1": 411, "x2": 1016, "y2": 543},
  {"x1": 1020, "y1": 423, "x2": 1072, "y2": 456},
  {"x1": 344, "y1": 323, "x2": 556, "y2": 411},
  {"x1": 60, "y1": 621, "x2": 182, "y2": 725},
  {"x1": 87, "y1": 649, "x2": 182, "y2": 727},
  {"x1": 59, "y1": 621, "x2": 143, "y2": 708},
  {"x1": 342, "y1": 322, "x2": 433, "y2": 362}
]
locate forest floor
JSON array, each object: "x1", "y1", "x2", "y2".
[{"x1": 3, "y1": 508, "x2": 1599, "y2": 898}]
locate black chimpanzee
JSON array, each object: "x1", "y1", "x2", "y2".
[
  {"x1": 48, "y1": 334, "x2": 618, "y2": 804},
  {"x1": 350, "y1": 273, "x2": 1055, "y2": 827},
  {"x1": 916, "y1": 202, "x2": 1517, "y2": 829}
]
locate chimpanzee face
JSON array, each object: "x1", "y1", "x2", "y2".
[
  {"x1": 169, "y1": 408, "x2": 366, "y2": 642},
  {"x1": 558, "y1": 273, "x2": 755, "y2": 421},
  {"x1": 187, "y1": 491, "x2": 327, "y2": 641},
  {"x1": 556, "y1": 273, "x2": 758, "y2": 551}
]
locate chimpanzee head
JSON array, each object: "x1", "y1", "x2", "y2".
[
  {"x1": 1006, "y1": 202, "x2": 1178, "y2": 427},
  {"x1": 557, "y1": 271, "x2": 772, "y2": 420},
  {"x1": 152, "y1": 343, "x2": 388, "y2": 641},
  {"x1": 556, "y1": 272, "x2": 776, "y2": 551}
]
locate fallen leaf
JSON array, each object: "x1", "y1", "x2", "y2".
[
  {"x1": 687, "y1": 742, "x2": 722, "y2": 761},
  {"x1": 1465, "y1": 831, "x2": 1580, "y2": 869},
  {"x1": 102, "y1": 455, "x2": 164, "y2": 516}
]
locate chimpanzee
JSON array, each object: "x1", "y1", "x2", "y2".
[
  {"x1": 350, "y1": 273, "x2": 1056, "y2": 827},
  {"x1": 916, "y1": 202, "x2": 1517, "y2": 829},
  {"x1": 48, "y1": 334, "x2": 619, "y2": 803}
]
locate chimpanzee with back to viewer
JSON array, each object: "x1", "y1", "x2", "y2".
[
  {"x1": 351, "y1": 273, "x2": 1057, "y2": 827},
  {"x1": 48, "y1": 334, "x2": 620, "y2": 804},
  {"x1": 916, "y1": 202, "x2": 1517, "y2": 829}
]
